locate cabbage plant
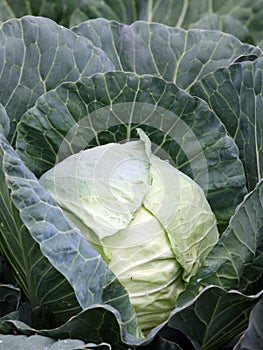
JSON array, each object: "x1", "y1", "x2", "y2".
[{"x1": 0, "y1": 11, "x2": 262, "y2": 350}]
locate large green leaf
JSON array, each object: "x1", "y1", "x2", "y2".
[
  {"x1": 69, "y1": 0, "x2": 263, "y2": 46},
  {"x1": 178, "y1": 179, "x2": 263, "y2": 302},
  {"x1": 0, "y1": 128, "x2": 82, "y2": 328},
  {"x1": 16, "y1": 71, "x2": 247, "y2": 229},
  {"x1": 168, "y1": 287, "x2": 263, "y2": 350},
  {"x1": 71, "y1": 18, "x2": 261, "y2": 90},
  {"x1": 0, "y1": 333, "x2": 110, "y2": 350},
  {"x1": 0, "y1": 15, "x2": 114, "y2": 143},
  {"x1": 234, "y1": 298, "x2": 263, "y2": 350},
  {"x1": 0, "y1": 125, "x2": 140, "y2": 338},
  {"x1": 191, "y1": 56, "x2": 263, "y2": 191}
]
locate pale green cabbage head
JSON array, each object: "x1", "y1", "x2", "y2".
[{"x1": 40, "y1": 129, "x2": 219, "y2": 332}]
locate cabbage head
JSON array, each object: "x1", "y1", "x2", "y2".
[{"x1": 40, "y1": 129, "x2": 219, "y2": 332}]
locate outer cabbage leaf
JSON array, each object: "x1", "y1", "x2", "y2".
[
  {"x1": 0, "y1": 15, "x2": 114, "y2": 143},
  {"x1": 16, "y1": 71, "x2": 247, "y2": 229},
  {"x1": 191, "y1": 56, "x2": 263, "y2": 191},
  {"x1": 71, "y1": 19, "x2": 262, "y2": 90},
  {"x1": 0, "y1": 125, "x2": 140, "y2": 338}
]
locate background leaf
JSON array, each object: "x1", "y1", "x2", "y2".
[
  {"x1": 0, "y1": 284, "x2": 20, "y2": 317},
  {"x1": 70, "y1": 0, "x2": 139, "y2": 27},
  {"x1": 0, "y1": 0, "x2": 80, "y2": 26},
  {"x1": 191, "y1": 56, "x2": 263, "y2": 191},
  {"x1": 1, "y1": 0, "x2": 262, "y2": 47},
  {"x1": 16, "y1": 71, "x2": 247, "y2": 229},
  {"x1": 189, "y1": 14, "x2": 254, "y2": 44},
  {"x1": 68, "y1": 0, "x2": 263, "y2": 47},
  {"x1": 0, "y1": 254, "x2": 15, "y2": 285},
  {"x1": 143, "y1": 327, "x2": 198, "y2": 350},
  {"x1": 71, "y1": 18, "x2": 262, "y2": 90}
]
